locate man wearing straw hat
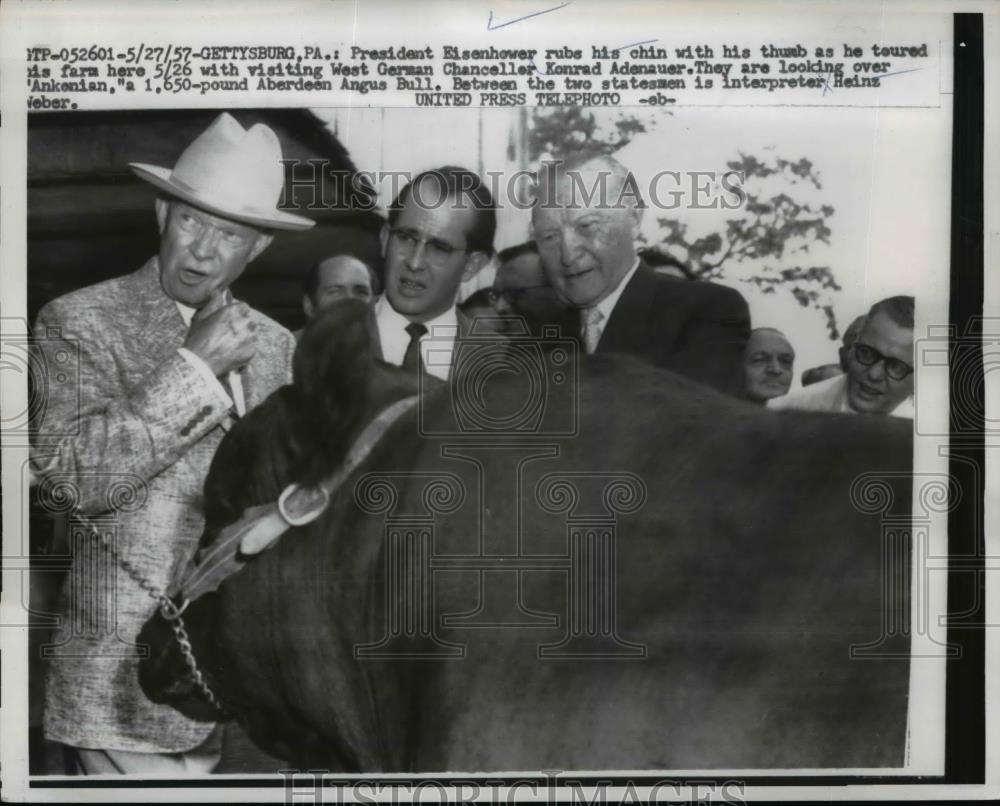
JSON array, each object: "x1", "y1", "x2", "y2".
[{"x1": 31, "y1": 113, "x2": 313, "y2": 774}]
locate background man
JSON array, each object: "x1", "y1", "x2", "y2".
[
  {"x1": 743, "y1": 327, "x2": 795, "y2": 404},
  {"x1": 299, "y1": 254, "x2": 377, "y2": 335},
  {"x1": 531, "y1": 154, "x2": 751, "y2": 395},
  {"x1": 637, "y1": 246, "x2": 694, "y2": 279},
  {"x1": 31, "y1": 113, "x2": 313, "y2": 774},
  {"x1": 800, "y1": 313, "x2": 866, "y2": 387},
  {"x1": 376, "y1": 165, "x2": 496, "y2": 380},
  {"x1": 771, "y1": 296, "x2": 914, "y2": 417}
]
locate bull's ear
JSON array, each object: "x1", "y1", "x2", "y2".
[
  {"x1": 294, "y1": 300, "x2": 374, "y2": 392},
  {"x1": 292, "y1": 300, "x2": 375, "y2": 477}
]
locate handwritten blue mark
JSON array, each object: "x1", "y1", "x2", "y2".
[
  {"x1": 821, "y1": 65, "x2": 924, "y2": 95},
  {"x1": 877, "y1": 66, "x2": 924, "y2": 81},
  {"x1": 487, "y1": 1, "x2": 573, "y2": 31},
  {"x1": 612, "y1": 38, "x2": 659, "y2": 53},
  {"x1": 821, "y1": 70, "x2": 835, "y2": 96},
  {"x1": 529, "y1": 59, "x2": 547, "y2": 75}
]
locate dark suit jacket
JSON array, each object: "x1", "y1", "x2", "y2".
[{"x1": 588, "y1": 262, "x2": 751, "y2": 396}]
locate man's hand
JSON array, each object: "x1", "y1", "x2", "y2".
[{"x1": 183, "y1": 298, "x2": 257, "y2": 376}]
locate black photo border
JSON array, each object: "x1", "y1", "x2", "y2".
[{"x1": 27, "y1": 10, "x2": 987, "y2": 795}]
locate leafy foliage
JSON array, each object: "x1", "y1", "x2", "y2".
[
  {"x1": 656, "y1": 152, "x2": 841, "y2": 338},
  {"x1": 525, "y1": 111, "x2": 841, "y2": 339},
  {"x1": 528, "y1": 108, "x2": 654, "y2": 161}
]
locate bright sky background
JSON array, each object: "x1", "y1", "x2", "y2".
[{"x1": 617, "y1": 101, "x2": 951, "y2": 382}]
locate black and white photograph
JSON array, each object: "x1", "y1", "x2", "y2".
[{"x1": 0, "y1": 0, "x2": 994, "y2": 802}]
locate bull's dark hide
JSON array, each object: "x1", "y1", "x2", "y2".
[{"x1": 140, "y1": 301, "x2": 913, "y2": 772}]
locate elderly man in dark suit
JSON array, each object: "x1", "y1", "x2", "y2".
[
  {"x1": 532, "y1": 154, "x2": 750, "y2": 395},
  {"x1": 31, "y1": 113, "x2": 313, "y2": 774},
  {"x1": 375, "y1": 166, "x2": 497, "y2": 380}
]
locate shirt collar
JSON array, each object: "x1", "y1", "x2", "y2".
[
  {"x1": 175, "y1": 300, "x2": 196, "y2": 326},
  {"x1": 375, "y1": 295, "x2": 459, "y2": 336},
  {"x1": 592, "y1": 256, "x2": 641, "y2": 321},
  {"x1": 173, "y1": 285, "x2": 234, "y2": 327}
]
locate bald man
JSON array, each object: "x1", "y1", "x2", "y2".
[
  {"x1": 743, "y1": 328, "x2": 795, "y2": 404},
  {"x1": 532, "y1": 154, "x2": 750, "y2": 395},
  {"x1": 302, "y1": 254, "x2": 376, "y2": 323},
  {"x1": 800, "y1": 313, "x2": 866, "y2": 388}
]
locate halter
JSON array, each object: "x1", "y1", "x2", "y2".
[{"x1": 169, "y1": 394, "x2": 420, "y2": 608}]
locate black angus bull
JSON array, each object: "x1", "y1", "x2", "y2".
[{"x1": 140, "y1": 301, "x2": 913, "y2": 771}]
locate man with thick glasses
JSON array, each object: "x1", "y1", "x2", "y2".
[
  {"x1": 376, "y1": 166, "x2": 496, "y2": 380},
  {"x1": 771, "y1": 295, "x2": 915, "y2": 417}
]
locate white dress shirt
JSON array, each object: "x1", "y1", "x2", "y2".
[
  {"x1": 174, "y1": 300, "x2": 244, "y2": 415},
  {"x1": 581, "y1": 256, "x2": 641, "y2": 349},
  {"x1": 374, "y1": 295, "x2": 459, "y2": 381}
]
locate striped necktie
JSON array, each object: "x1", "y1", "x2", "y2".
[{"x1": 581, "y1": 307, "x2": 605, "y2": 355}]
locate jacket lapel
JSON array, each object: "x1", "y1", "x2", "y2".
[
  {"x1": 596, "y1": 261, "x2": 659, "y2": 354},
  {"x1": 132, "y1": 258, "x2": 188, "y2": 365}
]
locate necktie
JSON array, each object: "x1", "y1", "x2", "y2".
[
  {"x1": 224, "y1": 369, "x2": 246, "y2": 417},
  {"x1": 581, "y1": 307, "x2": 605, "y2": 355},
  {"x1": 402, "y1": 322, "x2": 428, "y2": 372}
]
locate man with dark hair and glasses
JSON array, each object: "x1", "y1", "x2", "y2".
[
  {"x1": 377, "y1": 165, "x2": 496, "y2": 379},
  {"x1": 771, "y1": 295, "x2": 915, "y2": 417},
  {"x1": 485, "y1": 240, "x2": 569, "y2": 337}
]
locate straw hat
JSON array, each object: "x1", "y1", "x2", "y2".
[{"x1": 129, "y1": 112, "x2": 315, "y2": 231}]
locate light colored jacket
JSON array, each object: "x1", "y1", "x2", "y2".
[{"x1": 31, "y1": 258, "x2": 294, "y2": 753}]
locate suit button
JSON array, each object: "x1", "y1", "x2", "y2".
[
  {"x1": 201, "y1": 406, "x2": 212, "y2": 415},
  {"x1": 180, "y1": 426, "x2": 191, "y2": 436}
]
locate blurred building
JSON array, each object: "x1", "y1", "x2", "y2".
[{"x1": 28, "y1": 109, "x2": 382, "y2": 328}]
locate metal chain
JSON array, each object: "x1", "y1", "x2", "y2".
[{"x1": 70, "y1": 506, "x2": 227, "y2": 716}]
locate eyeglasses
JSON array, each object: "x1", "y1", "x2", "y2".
[
  {"x1": 852, "y1": 342, "x2": 914, "y2": 381},
  {"x1": 389, "y1": 228, "x2": 466, "y2": 266}
]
